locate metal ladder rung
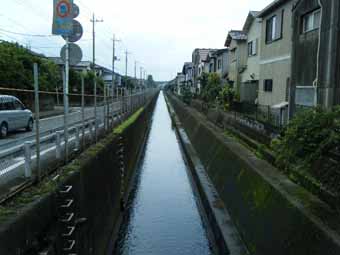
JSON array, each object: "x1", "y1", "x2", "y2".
[
  {"x1": 61, "y1": 199, "x2": 74, "y2": 208},
  {"x1": 52, "y1": 174, "x2": 60, "y2": 182},
  {"x1": 62, "y1": 226, "x2": 76, "y2": 237},
  {"x1": 60, "y1": 213, "x2": 74, "y2": 222},
  {"x1": 59, "y1": 185, "x2": 73, "y2": 194},
  {"x1": 63, "y1": 240, "x2": 76, "y2": 251}
]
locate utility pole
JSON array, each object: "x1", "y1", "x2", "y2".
[
  {"x1": 140, "y1": 66, "x2": 143, "y2": 89},
  {"x1": 90, "y1": 13, "x2": 103, "y2": 142},
  {"x1": 125, "y1": 50, "x2": 129, "y2": 80},
  {"x1": 112, "y1": 34, "x2": 120, "y2": 100},
  {"x1": 134, "y1": 61, "x2": 137, "y2": 80},
  {"x1": 124, "y1": 50, "x2": 130, "y2": 113}
]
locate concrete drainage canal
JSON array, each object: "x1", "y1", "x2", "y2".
[{"x1": 109, "y1": 91, "x2": 218, "y2": 255}]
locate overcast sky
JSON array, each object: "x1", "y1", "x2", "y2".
[{"x1": 2, "y1": 0, "x2": 273, "y2": 81}]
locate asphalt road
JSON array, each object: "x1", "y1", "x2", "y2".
[{"x1": 0, "y1": 101, "x2": 122, "y2": 152}]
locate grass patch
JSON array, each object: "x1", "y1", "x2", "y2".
[{"x1": 114, "y1": 107, "x2": 144, "y2": 134}]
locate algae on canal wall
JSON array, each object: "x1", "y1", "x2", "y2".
[
  {"x1": 166, "y1": 93, "x2": 340, "y2": 255},
  {"x1": 0, "y1": 93, "x2": 158, "y2": 255}
]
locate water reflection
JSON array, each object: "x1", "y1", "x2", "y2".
[{"x1": 113, "y1": 92, "x2": 214, "y2": 255}]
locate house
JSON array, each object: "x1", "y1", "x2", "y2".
[
  {"x1": 224, "y1": 30, "x2": 248, "y2": 91},
  {"x1": 291, "y1": 0, "x2": 340, "y2": 111},
  {"x1": 240, "y1": 11, "x2": 261, "y2": 103},
  {"x1": 192, "y1": 48, "x2": 217, "y2": 93},
  {"x1": 48, "y1": 57, "x2": 122, "y2": 93},
  {"x1": 204, "y1": 50, "x2": 217, "y2": 74},
  {"x1": 176, "y1": 72, "x2": 186, "y2": 95},
  {"x1": 182, "y1": 62, "x2": 194, "y2": 93},
  {"x1": 214, "y1": 49, "x2": 229, "y2": 82},
  {"x1": 204, "y1": 49, "x2": 229, "y2": 81},
  {"x1": 257, "y1": 0, "x2": 296, "y2": 107}
]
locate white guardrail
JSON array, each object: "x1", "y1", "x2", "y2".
[{"x1": 0, "y1": 90, "x2": 158, "y2": 200}]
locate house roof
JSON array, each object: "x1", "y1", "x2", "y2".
[
  {"x1": 205, "y1": 49, "x2": 228, "y2": 62},
  {"x1": 192, "y1": 48, "x2": 218, "y2": 63},
  {"x1": 48, "y1": 57, "x2": 123, "y2": 77},
  {"x1": 242, "y1": 11, "x2": 260, "y2": 32},
  {"x1": 214, "y1": 48, "x2": 228, "y2": 56},
  {"x1": 257, "y1": 0, "x2": 292, "y2": 18},
  {"x1": 182, "y1": 62, "x2": 193, "y2": 74},
  {"x1": 224, "y1": 30, "x2": 247, "y2": 47},
  {"x1": 183, "y1": 62, "x2": 193, "y2": 68}
]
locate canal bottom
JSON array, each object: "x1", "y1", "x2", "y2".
[{"x1": 112, "y1": 92, "x2": 215, "y2": 255}]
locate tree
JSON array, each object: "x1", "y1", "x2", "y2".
[
  {"x1": 0, "y1": 41, "x2": 62, "y2": 91},
  {"x1": 147, "y1": 75, "x2": 156, "y2": 88},
  {"x1": 217, "y1": 83, "x2": 235, "y2": 110},
  {"x1": 201, "y1": 73, "x2": 222, "y2": 105},
  {"x1": 199, "y1": 72, "x2": 209, "y2": 92},
  {"x1": 122, "y1": 76, "x2": 135, "y2": 90}
]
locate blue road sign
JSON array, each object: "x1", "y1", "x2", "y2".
[{"x1": 52, "y1": 0, "x2": 74, "y2": 35}]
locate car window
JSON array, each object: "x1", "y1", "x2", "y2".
[
  {"x1": 13, "y1": 100, "x2": 24, "y2": 110},
  {"x1": 1, "y1": 101, "x2": 15, "y2": 111}
]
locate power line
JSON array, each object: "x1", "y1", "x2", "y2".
[{"x1": 0, "y1": 28, "x2": 55, "y2": 38}]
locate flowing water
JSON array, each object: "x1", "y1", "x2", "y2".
[{"x1": 113, "y1": 91, "x2": 215, "y2": 255}]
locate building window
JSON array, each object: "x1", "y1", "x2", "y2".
[
  {"x1": 266, "y1": 10, "x2": 284, "y2": 43},
  {"x1": 217, "y1": 59, "x2": 222, "y2": 69},
  {"x1": 264, "y1": 79, "x2": 273, "y2": 92},
  {"x1": 302, "y1": 9, "x2": 321, "y2": 33},
  {"x1": 248, "y1": 40, "x2": 257, "y2": 56},
  {"x1": 209, "y1": 63, "x2": 213, "y2": 73}
]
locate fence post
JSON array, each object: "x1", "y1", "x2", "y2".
[
  {"x1": 120, "y1": 88, "x2": 124, "y2": 115},
  {"x1": 255, "y1": 104, "x2": 258, "y2": 121},
  {"x1": 130, "y1": 89, "x2": 133, "y2": 112},
  {"x1": 75, "y1": 125, "x2": 80, "y2": 151},
  {"x1": 81, "y1": 72, "x2": 85, "y2": 150},
  {"x1": 106, "y1": 85, "x2": 110, "y2": 131},
  {"x1": 56, "y1": 131, "x2": 62, "y2": 159},
  {"x1": 94, "y1": 78, "x2": 98, "y2": 143},
  {"x1": 89, "y1": 121, "x2": 94, "y2": 142},
  {"x1": 267, "y1": 105, "x2": 270, "y2": 122},
  {"x1": 24, "y1": 142, "x2": 32, "y2": 178},
  {"x1": 33, "y1": 63, "x2": 41, "y2": 181}
]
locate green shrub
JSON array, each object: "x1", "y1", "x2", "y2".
[
  {"x1": 200, "y1": 73, "x2": 222, "y2": 106},
  {"x1": 217, "y1": 83, "x2": 235, "y2": 111},
  {"x1": 272, "y1": 106, "x2": 340, "y2": 193}
]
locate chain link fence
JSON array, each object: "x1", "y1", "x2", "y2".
[{"x1": 0, "y1": 65, "x2": 158, "y2": 202}]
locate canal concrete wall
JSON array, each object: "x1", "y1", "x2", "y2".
[
  {"x1": 0, "y1": 93, "x2": 159, "y2": 255},
  {"x1": 166, "y1": 93, "x2": 340, "y2": 255}
]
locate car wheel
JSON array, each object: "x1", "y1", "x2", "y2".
[
  {"x1": 26, "y1": 118, "x2": 33, "y2": 132},
  {"x1": 0, "y1": 122, "x2": 8, "y2": 138}
]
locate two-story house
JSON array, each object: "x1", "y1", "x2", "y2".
[
  {"x1": 214, "y1": 49, "x2": 229, "y2": 83},
  {"x1": 192, "y1": 48, "x2": 217, "y2": 93},
  {"x1": 240, "y1": 11, "x2": 261, "y2": 103},
  {"x1": 291, "y1": 0, "x2": 340, "y2": 111},
  {"x1": 257, "y1": 0, "x2": 296, "y2": 107},
  {"x1": 182, "y1": 62, "x2": 194, "y2": 93},
  {"x1": 205, "y1": 50, "x2": 217, "y2": 74},
  {"x1": 224, "y1": 30, "x2": 248, "y2": 92},
  {"x1": 176, "y1": 72, "x2": 186, "y2": 95},
  {"x1": 205, "y1": 49, "x2": 229, "y2": 79}
]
